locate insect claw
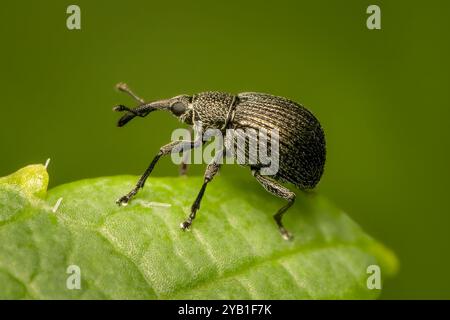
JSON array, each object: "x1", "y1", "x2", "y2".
[
  {"x1": 116, "y1": 196, "x2": 130, "y2": 206},
  {"x1": 180, "y1": 220, "x2": 192, "y2": 230},
  {"x1": 280, "y1": 228, "x2": 293, "y2": 241}
]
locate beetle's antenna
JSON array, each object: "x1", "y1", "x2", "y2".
[{"x1": 116, "y1": 83, "x2": 145, "y2": 104}]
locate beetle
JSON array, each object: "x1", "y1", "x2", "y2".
[{"x1": 113, "y1": 83, "x2": 326, "y2": 240}]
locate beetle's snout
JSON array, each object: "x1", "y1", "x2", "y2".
[
  {"x1": 113, "y1": 100, "x2": 172, "y2": 127},
  {"x1": 113, "y1": 105, "x2": 132, "y2": 112}
]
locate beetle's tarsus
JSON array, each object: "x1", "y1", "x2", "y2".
[
  {"x1": 279, "y1": 227, "x2": 293, "y2": 241},
  {"x1": 180, "y1": 219, "x2": 192, "y2": 230},
  {"x1": 116, "y1": 191, "x2": 136, "y2": 206},
  {"x1": 116, "y1": 196, "x2": 130, "y2": 206},
  {"x1": 181, "y1": 207, "x2": 197, "y2": 230}
]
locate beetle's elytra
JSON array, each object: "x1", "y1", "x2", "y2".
[{"x1": 113, "y1": 83, "x2": 326, "y2": 240}]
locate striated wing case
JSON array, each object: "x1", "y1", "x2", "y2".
[{"x1": 231, "y1": 92, "x2": 326, "y2": 189}]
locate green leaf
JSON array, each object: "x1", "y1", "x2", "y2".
[{"x1": 0, "y1": 164, "x2": 398, "y2": 299}]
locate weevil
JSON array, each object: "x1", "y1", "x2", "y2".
[{"x1": 113, "y1": 83, "x2": 326, "y2": 240}]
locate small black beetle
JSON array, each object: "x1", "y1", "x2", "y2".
[{"x1": 113, "y1": 83, "x2": 326, "y2": 240}]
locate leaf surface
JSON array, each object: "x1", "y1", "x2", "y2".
[{"x1": 0, "y1": 165, "x2": 398, "y2": 299}]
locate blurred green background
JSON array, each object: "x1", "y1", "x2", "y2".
[{"x1": 1, "y1": 0, "x2": 449, "y2": 299}]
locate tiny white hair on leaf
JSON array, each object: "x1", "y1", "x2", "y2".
[
  {"x1": 52, "y1": 197, "x2": 63, "y2": 213},
  {"x1": 134, "y1": 199, "x2": 171, "y2": 208},
  {"x1": 44, "y1": 158, "x2": 51, "y2": 169}
]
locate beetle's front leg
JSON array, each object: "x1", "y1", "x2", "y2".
[
  {"x1": 180, "y1": 150, "x2": 223, "y2": 230},
  {"x1": 116, "y1": 139, "x2": 201, "y2": 206}
]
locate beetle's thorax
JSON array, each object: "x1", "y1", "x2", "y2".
[{"x1": 187, "y1": 92, "x2": 236, "y2": 130}]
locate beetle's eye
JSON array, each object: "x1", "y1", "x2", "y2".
[{"x1": 171, "y1": 102, "x2": 186, "y2": 116}]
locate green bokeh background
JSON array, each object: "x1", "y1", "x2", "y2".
[{"x1": 1, "y1": 0, "x2": 449, "y2": 299}]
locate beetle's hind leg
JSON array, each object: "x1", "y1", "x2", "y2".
[{"x1": 252, "y1": 170, "x2": 296, "y2": 240}]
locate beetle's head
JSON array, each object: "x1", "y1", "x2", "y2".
[
  {"x1": 166, "y1": 95, "x2": 193, "y2": 124},
  {"x1": 113, "y1": 94, "x2": 193, "y2": 127}
]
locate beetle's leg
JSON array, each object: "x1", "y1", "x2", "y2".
[
  {"x1": 116, "y1": 82, "x2": 145, "y2": 103},
  {"x1": 179, "y1": 127, "x2": 194, "y2": 176},
  {"x1": 181, "y1": 150, "x2": 223, "y2": 230},
  {"x1": 116, "y1": 139, "x2": 202, "y2": 206},
  {"x1": 252, "y1": 170, "x2": 296, "y2": 240}
]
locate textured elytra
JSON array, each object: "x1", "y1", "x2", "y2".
[{"x1": 190, "y1": 92, "x2": 326, "y2": 189}]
